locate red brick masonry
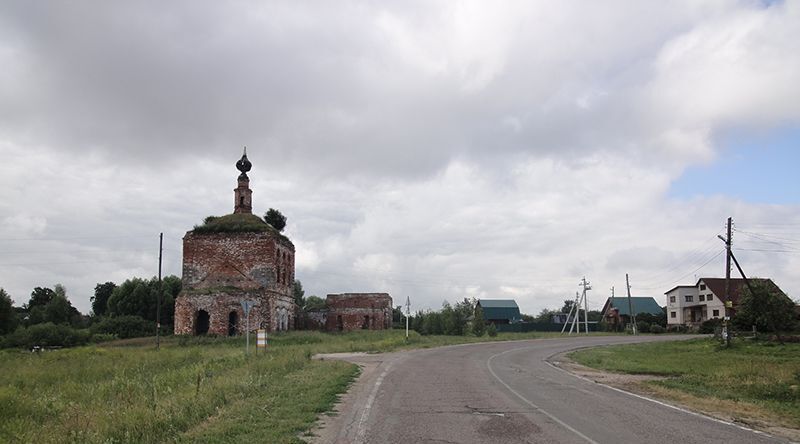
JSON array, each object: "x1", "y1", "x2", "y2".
[
  {"x1": 325, "y1": 293, "x2": 392, "y2": 332},
  {"x1": 174, "y1": 231, "x2": 296, "y2": 335}
]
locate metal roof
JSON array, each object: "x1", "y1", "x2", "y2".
[
  {"x1": 477, "y1": 299, "x2": 519, "y2": 308},
  {"x1": 602, "y1": 297, "x2": 663, "y2": 317},
  {"x1": 477, "y1": 299, "x2": 521, "y2": 321}
]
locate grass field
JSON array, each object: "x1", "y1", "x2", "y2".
[
  {"x1": 0, "y1": 329, "x2": 575, "y2": 443},
  {"x1": 569, "y1": 338, "x2": 800, "y2": 429}
]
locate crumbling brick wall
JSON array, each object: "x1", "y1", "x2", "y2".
[
  {"x1": 174, "y1": 231, "x2": 296, "y2": 335},
  {"x1": 325, "y1": 293, "x2": 392, "y2": 332}
]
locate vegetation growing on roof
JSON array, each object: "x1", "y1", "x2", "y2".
[{"x1": 192, "y1": 213, "x2": 287, "y2": 240}]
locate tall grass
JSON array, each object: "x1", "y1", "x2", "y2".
[
  {"x1": 0, "y1": 329, "x2": 578, "y2": 443},
  {"x1": 569, "y1": 338, "x2": 800, "y2": 426}
]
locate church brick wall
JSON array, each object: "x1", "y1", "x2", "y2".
[
  {"x1": 325, "y1": 293, "x2": 392, "y2": 332},
  {"x1": 174, "y1": 231, "x2": 296, "y2": 335}
]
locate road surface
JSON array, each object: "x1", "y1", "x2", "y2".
[{"x1": 311, "y1": 335, "x2": 789, "y2": 444}]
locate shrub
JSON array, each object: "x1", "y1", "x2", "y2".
[
  {"x1": 649, "y1": 325, "x2": 665, "y2": 334},
  {"x1": 3, "y1": 323, "x2": 91, "y2": 348},
  {"x1": 90, "y1": 333, "x2": 118, "y2": 343},
  {"x1": 487, "y1": 323, "x2": 498, "y2": 337},
  {"x1": 91, "y1": 315, "x2": 154, "y2": 339},
  {"x1": 699, "y1": 318, "x2": 723, "y2": 334},
  {"x1": 636, "y1": 321, "x2": 651, "y2": 333}
]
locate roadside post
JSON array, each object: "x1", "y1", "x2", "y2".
[
  {"x1": 241, "y1": 300, "x2": 256, "y2": 355},
  {"x1": 256, "y1": 329, "x2": 268, "y2": 354}
]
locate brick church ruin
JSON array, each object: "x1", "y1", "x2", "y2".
[{"x1": 174, "y1": 149, "x2": 297, "y2": 335}]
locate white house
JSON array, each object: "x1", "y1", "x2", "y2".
[{"x1": 665, "y1": 277, "x2": 784, "y2": 327}]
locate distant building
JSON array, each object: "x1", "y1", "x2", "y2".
[
  {"x1": 665, "y1": 277, "x2": 786, "y2": 327},
  {"x1": 476, "y1": 299, "x2": 522, "y2": 324},
  {"x1": 601, "y1": 296, "x2": 663, "y2": 327},
  {"x1": 174, "y1": 150, "x2": 297, "y2": 335},
  {"x1": 325, "y1": 293, "x2": 393, "y2": 332}
]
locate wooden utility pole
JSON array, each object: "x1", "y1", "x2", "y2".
[
  {"x1": 626, "y1": 273, "x2": 636, "y2": 335},
  {"x1": 405, "y1": 296, "x2": 411, "y2": 340},
  {"x1": 723, "y1": 217, "x2": 732, "y2": 347},
  {"x1": 156, "y1": 232, "x2": 163, "y2": 350}
]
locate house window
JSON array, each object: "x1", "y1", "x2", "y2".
[
  {"x1": 700, "y1": 284, "x2": 706, "y2": 291},
  {"x1": 669, "y1": 296, "x2": 676, "y2": 303},
  {"x1": 712, "y1": 309, "x2": 719, "y2": 317},
  {"x1": 706, "y1": 294, "x2": 713, "y2": 301},
  {"x1": 699, "y1": 295, "x2": 705, "y2": 301},
  {"x1": 684, "y1": 295, "x2": 693, "y2": 302},
  {"x1": 670, "y1": 311, "x2": 676, "y2": 318}
]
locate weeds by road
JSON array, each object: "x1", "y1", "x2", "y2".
[
  {"x1": 569, "y1": 338, "x2": 800, "y2": 431},
  {"x1": 0, "y1": 329, "x2": 592, "y2": 443}
]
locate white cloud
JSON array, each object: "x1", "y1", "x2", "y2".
[{"x1": 0, "y1": 0, "x2": 798, "y2": 314}]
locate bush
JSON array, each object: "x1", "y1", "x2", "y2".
[
  {"x1": 649, "y1": 325, "x2": 665, "y2": 334},
  {"x1": 90, "y1": 333, "x2": 118, "y2": 343},
  {"x1": 699, "y1": 318, "x2": 723, "y2": 334},
  {"x1": 91, "y1": 315, "x2": 154, "y2": 339},
  {"x1": 3, "y1": 323, "x2": 91, "y2": 348},
  {"x1": 487, "y1": 323, "x2": 498, "y2": 337},
  {"x1": 636, "y1": 321, "x2": 651, "y2": 333}
]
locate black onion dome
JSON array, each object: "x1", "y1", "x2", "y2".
[{"x1": 236, "y1": 147, "x2": 252, "y2": 178}]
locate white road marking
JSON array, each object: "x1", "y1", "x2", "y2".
[
  {"x1": 544, "y1": 360, "x2": 790, "y2": 443},
  {"x1": 487, "y1": 347, "x2": 600, "y2": 444},
  {"x1": 354, "y1": 360, "x2": 393, "y2": 444}
]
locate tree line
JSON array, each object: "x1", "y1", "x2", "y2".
[{"x1": 0, "y1": 276, "x2": 181, "y2": 349}]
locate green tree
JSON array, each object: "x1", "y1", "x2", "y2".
[
  {"x1": 560, "y1": 300, "x2": 575, "y2": 314},
  {"x1": 487, "y1": 322, "x2": 498, "y2": 337},
  {"x1": 44, "y1": 292, "x2": 81, "y2": 326},
  {"x1": 734, "y1": 279, "x2": 796, "y2": 333},
  {"x1": 263, "y1": 208, "x2": 287, "y2": 232},
  {"x1": 0, "y1": 288, "x2": 18, "y2": 334},
  {"x1": 472, "y1": 305, "x2": 486, "y2": 336},
  {"x1": 28, "y1": 287, "x2": 56, "y2": 308},
  {"x1": 303, "y1": 295, "x2": 326, "y2": 311},
  {"x1": 292, "y1": 280, "x2": 305, "y2": 307},
  {"x1": 107, "y1": 276, "x2": 181, "y2": 325},
  {"x1": 92, "y1": 282, "x2": 117, "y2": 317},
  {"x1": 534, "y1": 308, "x2": 558, "y2": 323}
]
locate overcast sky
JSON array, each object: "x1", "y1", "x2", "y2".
[{"x1": 1, "y1": 1, "x2": 799, "y2": 316}]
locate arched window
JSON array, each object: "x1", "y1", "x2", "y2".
[
  {"x1": 196, "y1": 310, "x2": 210, "y2": 335},
  {"x1": 228, "y1": 311, "x2": 238, "y2": 336}
]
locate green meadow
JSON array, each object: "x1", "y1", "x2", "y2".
[
  {"x1": 570, "y1": 338, "x2": 800, "y2": 429},
  {"x1": 1, "y1": 330, "x2": 568, "y2": 443}
]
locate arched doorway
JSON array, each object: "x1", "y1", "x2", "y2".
[
  {"x1": 195, "y1": 310, "x2": 210, "y2": 335},
  {"x1": 228, "y1": 311, "x2": 238, "y2": 336}
]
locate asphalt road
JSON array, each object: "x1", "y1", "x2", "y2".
[{"x1": 312, "y1": 335, "x2": 790, "y2": 444}]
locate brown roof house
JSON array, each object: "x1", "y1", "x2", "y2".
[
  {"x1": 174, "y1": 150, "x2": 297, "y2": 336},
  {"x1": 665, "y1": 277, "x2": 785, "y2": 328}
]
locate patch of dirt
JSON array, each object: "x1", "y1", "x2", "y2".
[{"x1": 549, "y1": 352, "x2": 800, "y2": 443}]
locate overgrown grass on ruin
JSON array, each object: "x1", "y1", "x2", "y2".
[
  {"x1": 0, "y1": 329, "x2": 581, "y2": 443},
  {"x1": 569, "y1": 338, "x2": 800, "y2": 428}
]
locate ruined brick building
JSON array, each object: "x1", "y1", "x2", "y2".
[
  {"x1": 325, "y1": 293, "x2": 393, "y2": 331},
  {"x1": 174, "y1": 150, "x2": 296, "y2": 335}
]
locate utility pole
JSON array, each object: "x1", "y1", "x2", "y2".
[
  {"x1": 610, "y1": 286, "x2": 616, "y2": 331},
  {"x1": 719, "y1": 217, "x2": 733, "y2": 347},
  {"x1": 581, "y1": 277, "x2": 591, "y2": 334},
  {"x1": 156, "y1": 232, "x2": 163, "y2": 350},
  {"x1": 562, "y1": 291, "x2": 581, "y2": 334},
  {"x1": 626, "y1": 273, "x2": 636, "y2": 335},
  {"x1": 405, "y1": 296, "x2": 411, "y2": 340}
]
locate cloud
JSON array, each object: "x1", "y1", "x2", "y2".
[{"x1": 0, "y1": 1, "x2": 798, "y2": 314}]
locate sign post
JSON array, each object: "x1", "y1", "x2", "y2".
[
  {"x1": 241, "y1": 300, "x2": 256, "y2": 355},
  {"x1": 256, "y1": 329, "x2": 268, "y2": 353}
]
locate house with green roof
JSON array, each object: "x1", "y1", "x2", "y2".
[
  {"x1": 601, "y1": 296, "x2": 663, "y2": 328},
  {"x1": 476, "y1": 299, "x2": 522, "y2": 324}
]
